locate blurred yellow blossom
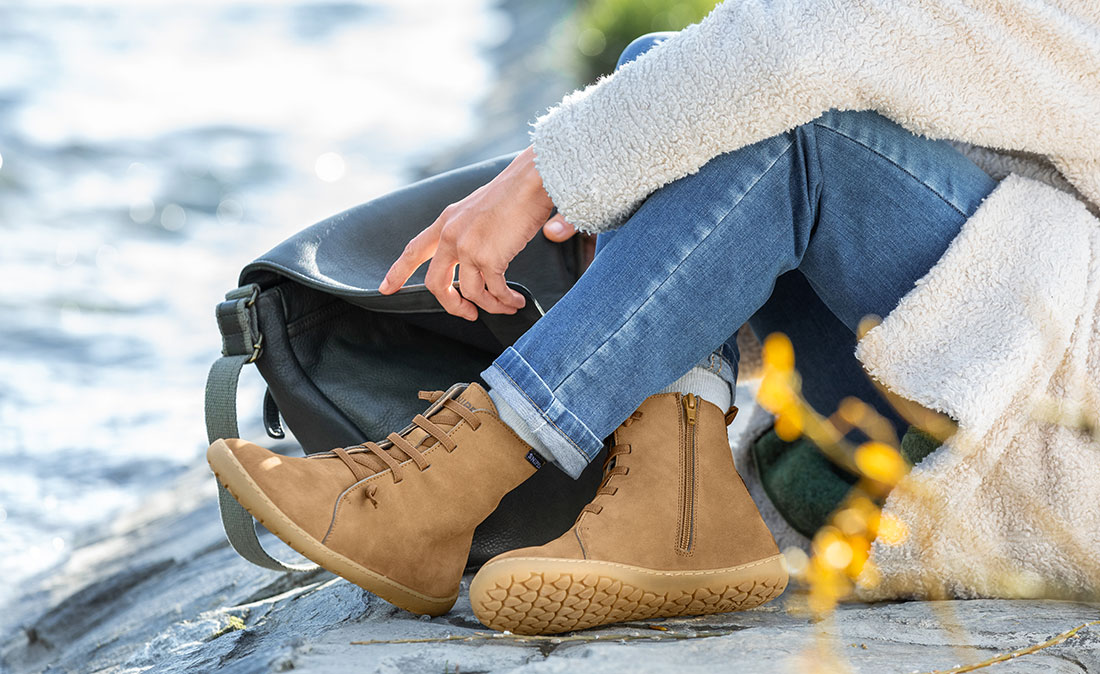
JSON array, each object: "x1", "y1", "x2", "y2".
[
  {"x1": 854, "y1": 441, "x2": 908, "y2": 484},
  {"x1": 754, "y1": 331, "x2": 918, "y2": 618},
  {"x1": 877, "y1": 512, "x2": 910, "y2": 546},
  {"x1": 762, "y1": 332, "x2": 795, "y2": 371},
  {"x1": 774, "y1": 409, "x2": 804, "y2": 441}
]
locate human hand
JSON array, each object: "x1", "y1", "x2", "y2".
[
  {"x1": 378, "y1": 146, "x2": 555, "y2": 321},
  {"x1": 542, "y1": 212, "x2": 596, "y2": 270},
  {"x1": 541, "y1": 212, "x2": 576, "y2": 243}
]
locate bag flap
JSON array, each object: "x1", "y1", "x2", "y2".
[{"x1": 239, "y1": 152, "x2": 582, "y2": 313}]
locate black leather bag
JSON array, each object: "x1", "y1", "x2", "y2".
[{"x1": 204, "y1": 153, "x2": 604, "y2": 573}]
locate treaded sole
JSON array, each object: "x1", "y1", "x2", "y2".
[
  {"x1": 469, "y1": 555, "x2": 788, "y2": 635},
  {"x1": 206, "y1": 439, "x2": 458, "y2": 616}
]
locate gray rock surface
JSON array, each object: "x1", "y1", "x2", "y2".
[{"x1": 3, "y1": 456, "x2": 1098, "y2": 673}]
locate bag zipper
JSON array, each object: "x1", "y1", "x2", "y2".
[{"x1": 679, "y1": 393, "x2": 697, "y2": 554}]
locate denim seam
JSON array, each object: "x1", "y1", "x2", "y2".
[
  {"x1": 811, "y1": 122, "x2": 968, "y2": 218},
  {"x1": 808, "y1": 122, "x2": 825, "y2": 234},
  {"x1": 500, "y1": 348, "x2": 602, "y2": 444},
  {"x1": 489, "y1": 360, "x2": 594, "y2": 465},
  {"x1": 554, "y1": 140, "x2": 796, "y2": 395},
  {"x1": 706, "y1": 352, "x2": 733, "y2": 378},
  {"x1": 493, "y1": 355, "x2": 598, "y2": 450}
]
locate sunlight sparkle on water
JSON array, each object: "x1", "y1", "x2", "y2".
[
  {"x1": 130, "y1": 198, "x2": 155, "y2": 223},
  {"x1": 96, "y1": 244, "x2": 119, "y2": 270},
  {"x1": 0, "y1": 0, "x2": 501, "y2": 608},
  {"x1": 55, "y1": 242, "x2": 78, "y2": 267},
  {"x1": 216, "y1": 198, "x2": 244, "y2": 226},
  {"x1": 160, "y1": 203, "x2": 187, "y2": 231},
  {"x1": 314, "y1": 152, "x2": 346, "y2": 183}
]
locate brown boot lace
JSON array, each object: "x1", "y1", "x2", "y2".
[
  {"x1": 581, "y1": 409, "x2": 643, "y2": 516},
  {"x1": 329, "y1": 386, "x2": 482, "y2": 487}
]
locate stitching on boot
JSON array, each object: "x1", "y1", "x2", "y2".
[
  {"x1": 218, "y1": 448, "x2": 459, "y2": 605},
  {"x1": 574, "y1": 528, "x2": 589, "y2": 560},
  {"x1": 324, "y1": 420, "x2": 463, "y2": 541}
]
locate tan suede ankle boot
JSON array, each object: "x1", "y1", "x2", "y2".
[
  {"x1": 206, "y1": 382, "x2": 537, "y2": 616},
  {"x1": 469, "y1": 392, "x2": 788, "y2": 634}
]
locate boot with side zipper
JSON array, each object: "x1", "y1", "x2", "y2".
[
  {"x1": 469, "y1": 391, "x2": 789, "y2": 634},
  {"x1": 206, "y1": 382, "x2": 538, "y2": 616}
]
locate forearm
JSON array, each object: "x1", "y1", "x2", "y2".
[
  {"x1": 531, "y1": 0, "x2": 872, "y2": 234},
  {"x1": 531, "y1": 0, "x2": 1099, "y2": 234}
]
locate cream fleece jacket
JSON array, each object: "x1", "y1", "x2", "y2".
[
  {"x1": 853, "y1": 174, "x2": 1100, "y2": 601},
  {"x1": 531, "y1": 0, "x2": 1100, "y2": 600},
  {"x1": 531, "y1": 0, "x2": 1099, "y2": 233}
]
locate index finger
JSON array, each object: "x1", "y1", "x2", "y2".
[{"x1": 379, "y1": 227, "x2": 440, "y2": 294}]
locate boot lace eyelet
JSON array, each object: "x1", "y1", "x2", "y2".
[{"x1": 333, "y1": 387, "x2": 473, "y2": 483}]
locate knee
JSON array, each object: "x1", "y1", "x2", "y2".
[{"x1": 615, "y1": 31, "x2": 679, "y2": 71}]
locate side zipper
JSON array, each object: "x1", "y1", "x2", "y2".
[{"x1": 678, "y1": 393, "x2": 697, "y2": 554}]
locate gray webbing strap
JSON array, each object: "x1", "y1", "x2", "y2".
[{"x1": 205, "y1": 284, "x2": 317, "y2": 573}]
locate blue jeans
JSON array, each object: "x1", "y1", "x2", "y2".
[{"x1": 481, "y1": 33, "x2": 998, "y2": 478}]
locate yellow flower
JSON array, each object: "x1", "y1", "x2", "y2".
[
  {"x1": 775, "y1": 406, "x2": 804, "y2": 441},
  {"x1": 762, "y1": 332, "x2": 795, "y2": 372},
  {"x1": 833, "y1": 507, "x2": 868, "y2": 537},
  {"x1": 837, "y1": 397, "x2": 869, "y2": 425},
  {"x1": 846, "y1": 535, "x2": 871, "y2": 576},
  {"x1": 854, "y1": 441, "x2": 908, "y2": 485},
  {"x1": 823, "y1": 538, "x2": 853, "y2": 570},
  {"x1": 757, "y1": 372, "x2": 796, "y2": 412},
  {"x1": 876, "y1": 512, "x2": 909, "y2": 546}
]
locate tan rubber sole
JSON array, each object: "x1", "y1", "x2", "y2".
[
  {"x1": 206, "y1": 439, "x2": 458, "y2": 616},
  {"x1": 469, "y1": 554, "x2": 789, "y2": 634}
]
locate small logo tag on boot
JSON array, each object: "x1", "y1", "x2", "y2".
[{"x1": 525, "y1": 450, "x2": 545, "y2": 470}]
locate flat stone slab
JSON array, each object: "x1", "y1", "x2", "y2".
[{"x1": 3, "y1": 463, "x2": 1098, "y2": 673}]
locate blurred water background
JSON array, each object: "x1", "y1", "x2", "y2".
[{"x1": 0, "y1": 0, "x2": 507, "y2": 604}]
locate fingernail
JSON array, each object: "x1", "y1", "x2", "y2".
[
  {"x1": 548, "y1": 221, "x2": 568, "y2": 236},
  {"x1": 512, "y1": 293, "x2": 525, "y2": 307}
]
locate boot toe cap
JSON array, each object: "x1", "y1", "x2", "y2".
[
  {"x1": 207, "y1": 438, "x2": 348, "y2": 541},
  {"x1": 215, "y1": 437, "x2": 284, "y2": 473}
]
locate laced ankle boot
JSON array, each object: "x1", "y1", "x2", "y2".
[
  {"x1": 469, "y1": 392, "x2": 789, "y2": 634},
  {"x1": 206, "y1": 382, "x2": 537, "y2": 616}
]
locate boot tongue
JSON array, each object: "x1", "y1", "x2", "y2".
[
  {"x1": 348, "y1": 383, "x2": 495, "y2": 472},
  {"x1": 454, "y1": 381, "x2": 496, "y2": 413}
]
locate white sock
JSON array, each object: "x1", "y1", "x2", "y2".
[
  {"x1": 487, "y1": 386, "x2": 555, "y2": 461},
  {"x1": 659, "y1": 365, "x2": 733, "y2": 412},
  {"x1": 486, "y1": 365, "x2": 732, "y2": 468}
]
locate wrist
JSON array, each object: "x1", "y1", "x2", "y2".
[{"x1": 514, "y1": 146, "x2": 553, "y2": 207}]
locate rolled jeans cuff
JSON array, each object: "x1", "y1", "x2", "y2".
[
  {"x1": 697, "y1": 350, "x2": 738, "y2": 399},
  {"x1": 480, "y1": 347, "x2": 603, "y2": 479}
]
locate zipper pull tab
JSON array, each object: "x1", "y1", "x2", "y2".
[{"x1": 683, "y1": 393, "x2": 697, "y2": 426}]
